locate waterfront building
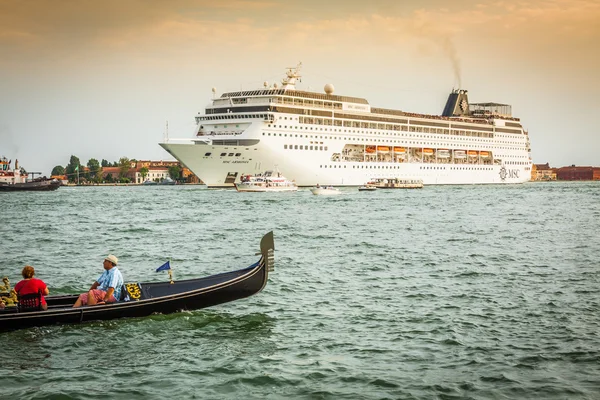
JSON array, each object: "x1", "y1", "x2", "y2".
[
  {"x1": 556, "y1": 166, "x2": 600, "y2": 181},
  {"x1": 99, "y1": 160, "x2": 201, "y2": 184},
  {"x1": 531, "y1": 163, "x2": 556, "y2": 181}
]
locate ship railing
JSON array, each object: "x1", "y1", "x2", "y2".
[{"x1": 162, "y1": 137, "x2": 212, "y2": 145}]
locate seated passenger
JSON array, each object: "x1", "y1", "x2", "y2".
[
  {"x1": 73, "y1": 254, "x2": 123, "y2": 308},
  {"x1": 14, "y1": 265, "x2": 49, "y2": 310}
]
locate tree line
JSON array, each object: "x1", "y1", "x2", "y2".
[{"x1": 51, "y1": 155, "x2": 182, "y2": 184}]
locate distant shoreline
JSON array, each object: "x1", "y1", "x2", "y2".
[{"x1": 63, "y1": 183, "x2": 207, "y2": 187}]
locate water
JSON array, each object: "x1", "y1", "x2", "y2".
[{"x1": 1, "y1": 182, "x2": 599, "y2": 399}]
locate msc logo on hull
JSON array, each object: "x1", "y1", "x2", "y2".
[{"x1": 499, "y1": 167, "x2": 520, "y2": 181}]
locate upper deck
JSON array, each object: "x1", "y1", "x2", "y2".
[{"x1": 197, "y1": 64, "x2": 524, "y2": 138}]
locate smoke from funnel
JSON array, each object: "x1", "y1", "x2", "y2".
[
  {"x1": 411, "y1": 17, "x2": 462, "y2": 88},
  {"x1": 441, "y1": 36, "x2": 461, "y2": 88}
]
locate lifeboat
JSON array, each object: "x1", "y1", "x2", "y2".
[
  {"x1": 467, "y1": 150, "x2": 478, "y2": 157},
  {"x1": 454, "y1": 150, "x2": 466, "y2": 159},
  {"x1": 437, "y1": 149, "x2": 451, "y2": 158},
  {"x1": 480, "y1": 151, "x2": 490, "y2": 158},
  {"x1": 393, "y1": 147, "x2": 406, "y2": 154},
  {"x1": 377, "y1": 146, "x2": 390, "y2": 153},
  {"x1": 422, "y1": 148, "x2": 434, "y2": 155},
  {"x1": 365, "y1": 146, "x2": 376, "y2": 153}
]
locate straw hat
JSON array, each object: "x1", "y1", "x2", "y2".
[{"x1": 104, "y1": 254, "x2": 118, "y2": 265}]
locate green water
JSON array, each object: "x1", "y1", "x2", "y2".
[{"x1": 1, "y1": 182, "x2": 599, "y2": 399}]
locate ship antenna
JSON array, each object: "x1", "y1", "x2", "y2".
[{"x1": 281, "y1": 62, "x2": 302, "y2": 90}]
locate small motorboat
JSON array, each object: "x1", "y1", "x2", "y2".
[
  {"x1": 310, "y1": 186, "x2": 341, "y2": 196},
  {"x1": 358, "y1": 184, "x2": 377, "y2": 192},
  {"x1": 159, "y1": 177, "x2": 176, "y2": 185},
  {"x1": 0, "y1": 232, "x2": 275, "y2": 332},
  {"x1": 142, "y1": 179, "x2": 157, "y2": 185}
]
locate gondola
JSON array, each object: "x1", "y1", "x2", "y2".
[{"x1": 0, "y1": 232, "x2": 274, "y2": 332}]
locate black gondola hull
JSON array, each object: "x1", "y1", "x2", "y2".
[{"x1": 0, "y1": 232, "x2": 274, "y2": 332}]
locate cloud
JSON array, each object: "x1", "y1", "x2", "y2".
[{"x1": 2, "y1": 0, "x2": 598, "y2": 60}]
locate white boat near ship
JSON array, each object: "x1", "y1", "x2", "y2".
[
  {"x1": 310, "y1": 186, "x2": 341, "y2": 196},
  {"x1": 358, "y1": 183, "x2": 377, "y2": 192},
  {"x1": 235, "y1": 171, "x2": 297, "y2": 192},
  {"x1": 160, "y1": 63, "x2": 532, "y2": 188}
]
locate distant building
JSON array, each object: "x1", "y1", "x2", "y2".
[
  {"x1": 50, "y1": 175, "x2": 69, "y2": 185},
  {"x1": 556, "y1": 166, "x2": 600, "y2": 181},
  {"x1": 531, "y1": 163, "x2": 556, "y2": 181},
  {"x1": 96, "y1": 160, "x2": 202, "y2": 184}
]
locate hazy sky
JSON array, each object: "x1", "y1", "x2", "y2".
[{"x1": 1, "y1": 0, "x2": 598, "y2": 174}]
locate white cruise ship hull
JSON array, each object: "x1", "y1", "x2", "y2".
[{"x1": 160, "y1": 140, "x2": 530, "y2": 187}]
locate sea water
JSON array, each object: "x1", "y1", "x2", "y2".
[{"x1": 1, "y1": 182, "x2": 599, "y2": 399}]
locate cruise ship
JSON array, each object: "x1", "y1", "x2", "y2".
[{"x1": 160, "y1": 64, "x2": 532, "y2": 187}]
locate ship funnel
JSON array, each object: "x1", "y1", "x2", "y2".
[{"x1": 442, "y1": 89, "x2": 471, "y2": 117}]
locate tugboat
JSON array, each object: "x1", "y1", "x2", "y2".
[{"x1": 0, "y1": 157, "x2": 61, "y2": 192}]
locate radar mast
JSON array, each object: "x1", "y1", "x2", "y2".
[{"x1": 281, "y1": 62, "x2": 302, "y2": 90}]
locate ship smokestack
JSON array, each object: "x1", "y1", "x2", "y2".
[{"x1": 442, "y1": 89, "x2": 470, "y2": 117}]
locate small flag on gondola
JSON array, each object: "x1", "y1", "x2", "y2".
[{"x1": 156, "y1": 261, "x2": 171, "y2": 272}]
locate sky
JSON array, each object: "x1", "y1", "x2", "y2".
[{"x1": 1, "y1": 0, "x2": 599, "y2": 174}]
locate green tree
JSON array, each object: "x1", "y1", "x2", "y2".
[
  {"x1": 140, "y1": 167, "x2": 149, "y2": 182},
  {"x1": 101, "y1": 159, "x2": 109, "y2": 167},
  {"x1": 51, "y1": 165, "x2": 65, "y2": 176},
  {"x1": 168, "y1": 165, "x2": 182, "y2": 181},
  {"x1": 118, "y1": 157, "x2": 131, "y2": 179},
  {"x1": 87, "y1": 158, "x2": 102, "y2": 182},
  {"x1": 65, "y1": 155, "x2": 81, "y2": 183}
]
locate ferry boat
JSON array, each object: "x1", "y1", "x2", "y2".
[
  {"x1": 235, "y1": 170, "x2": 297, "y2": 192},
  {"x1": 371, "y1": 178, "x2": 423, "y2": 189},
  {"x1": 160, "y1": 63, "x2": 532, "y2": 187},
  {"x1": 0, "y1": 157, "x2": 60, "y2": 192}
]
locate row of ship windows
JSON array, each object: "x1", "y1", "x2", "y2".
[
  {"x1": 264, "y1": 132, "x2": 524, "y2": 147},
  {"x1": 273, "y1": 118, "x2": 524, "y2": 137},
  {"x1": 284, "y1": 145, "x2": 328, "y2": 151},
  {"x1": 319, "y1": 165, "x2": 496, "y2": 171},
  {"x1": 268, "y1": 125, "x2": 496, "y2": 139},
  {"x1": 197, "y1": 114, "x2": 268, "y2": 122},
  {"x1": 274, "y1": 136, "x2": 524, "y2": 152},
  {"x1": 204, "y1": 152, "x2": 242, "y2": 157}
]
